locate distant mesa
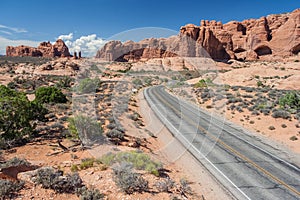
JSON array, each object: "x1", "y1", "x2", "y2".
[
  {"x1": 6, "y1": 39, "x2": 71, "y2": 58},
  {"x1": 96, "y1": 8, "x2": 300, "y2": 61}
]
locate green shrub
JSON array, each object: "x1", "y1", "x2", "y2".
[
  {"x1": 194, "y1": 79, "x2": 207, "y2": 88},
  {"x1": 76, "y1": 78, "x2": 101, "y2": 94},
  {"x1": 35, "y1": 86, "x2": 67, "y2": 104},
  {"x1": 257, "y1": 80, "x2": 264, "y2": 87},
  {"x1": 0, "y1": 85, "x2": 47, "y2": 148},
  {"x1": 79, "y1": 158, "x2": 95, "y2": 170},
  {"x1": 279, "y1": 91, "x2": 300, "y2": 110},
  {"x1": 68, "y1": 115, "x2": 103, "y2": 144},
  {"x1": 112, "y1": 162, "x2": 148, "y2": 194},
  {"x1": 99, "y1": 151, "x2": 162, "y2": 176}
]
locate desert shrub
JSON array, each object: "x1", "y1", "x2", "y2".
[
  {"x1": 281, "y1": 124, "x2": 287, "y2": 128},
  {"x1": 244, "y1": 87, "x2": 254, "y2": 93},
  {"x1": 100, "y1": 150, "x2": 162, "y2": 176},
  {"x1": 35, "y1": 86, "x2": 67, "y2": 104},
  {"x1": 34, "y1": 167, "x2": 83, "y2": 193},
  {"x1": 194, "y1": 79, "x2": 207, "y2": 88},
  {"x1": 98, "y1": 152, "x2": 116, "y2": 166},
  {"x1": 179, "y1": 178, "x2": 192, "y2": 195},
  {"x1": 271, "y1": 110, "x2": 291, "y2": 119},
  {"x1": 290, "y1": 136, "x2": 298, "y2": 141},
  {"x1": 67, "y1": 115, "x2": 103, "y2": 144},
  {"x1": 56, "y1": 76, "x2": 74, "y2": 88},
  {"x1": 155, "y1": 177, "x2": 175, "y2": 192},
  {"x1": 279, "y1": 91, "x2": 300, "y2": 110},
  {"x1": 78, "y1": 187, "x2": 104, "y2": 200},
  {"x1": 268, "y1": 126, "x2": 275, "y2": 130},
  {"x1": 79, "y1": 158, "x2": 95, "y2": 170},
  {"x1": 257, "y1": 80, "x2": 264, "y2": 87},
  {"x1": 128, "y1": 112, "x2": 140, "y2": 121},
  {"x1": 295, "y1": 113, "x2": 300, "y2": 121},
  {"x1": 0, "y1": 179, "x2": 24, "y2": 199},
  {"x1": 0, "y1": 157, "x2": 30, "y2": 169},
  {"x1": 71, "y1": 164, "x2": 79, "y2": 172},
  {"x1": 132, "y1": 78, "x2": 143, "y2": 86},
  {"x1": 106, "y1": 129, "x2": 125, "y2": 140},
  {"x1": 112, "y1": 162, "x2": 148, "y2": 194},
  {"x1": 106, "y1": 123, "x2": 116, "y2": 130},
  {"x1": 0, "y1": 85, "x2": 47, "y2": 148},
  {"x1": 76, "y1": 78, "x2": 101, "y2": 94}
]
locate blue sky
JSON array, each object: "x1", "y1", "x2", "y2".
[{"x1": 0, "y1": 0, "x2": 299, "y2": 56}]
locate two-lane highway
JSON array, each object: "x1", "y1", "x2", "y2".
[{"x1": 144, "y1": 86, "x2": 300, "y2": 200}]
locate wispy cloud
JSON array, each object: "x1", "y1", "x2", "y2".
[
  {"x1": 0, "y1": 24, "x2": 27, "y2": 33},
  {"x1": 0, "y1": 30, "x2": 12, "y2": 35},
  {"x1": 0, "y1": 36, "x2": 40, "y2": 55},
  {"x1": 57, "y1": 33, "x2": 106, "y2": 57}
]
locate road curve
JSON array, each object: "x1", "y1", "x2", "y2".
[{"x1": 144, "y1": 85, "x2": 300, "y2": 200}]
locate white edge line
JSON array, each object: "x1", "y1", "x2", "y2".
[
  {"x1": 171, "y1": 89, "x2": 300, "y2": 172},
  {"x1": 144, "y1": 87, "x2": 251, "y2": 200}
]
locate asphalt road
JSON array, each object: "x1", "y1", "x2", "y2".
[{"x1": 144, "y1": 85, "x2": 300, "y2": 200}]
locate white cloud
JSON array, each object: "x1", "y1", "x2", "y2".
[
  {"x1": 0, "y1": 24, "x2": 27, "y2": 33},
  {"x1": 57, "y1": 33, "x2": 106, "y2": 57},
  {"x1": 0, "y1": 36, "x2": 40, "y2": 55},
  {"x1": 0, "y1": 33, "x2": 106, "y2": 57},
  {"x1": 58, "y1": 33, "x2": 73, "y2": 41},
  {"x1": 0, "y1": 30, "x2": 12, "y2": 35}
]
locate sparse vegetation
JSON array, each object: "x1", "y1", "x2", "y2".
[
  {"x1": 67, "y1": 115, "x2": 103, "y2": 144},
  {"x1": 75, "y1": 78, "x2": 101, "y2": 94},
  {"x1": 155, "y1": 177, "x2": 175, "y2": 192},
  {"x1": 290, "y1": 136, "x2": 298, "y2": 141},
  {"x1": 34, "y1": 167, "x2": 83, "y2": 194},
  {"x1": 0, "y1": 179, "x2": 25, "y2": 199},
  {"x1": 77, "y1": 187, "x2": 104, "y2": 200},
  {"x1": 112, "y1": 162, "x2": 149, "y2": 194},
  {"x1": 271, "y1": 110, "x2": 291, "y2": 119},
  {"x1": 268, "y1": 126, "x2": 275, "y2": 130},
  {"x1": 99, "y1": 150, "x2": 162, "y2": 176}
]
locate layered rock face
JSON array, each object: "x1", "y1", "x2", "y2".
[
  {"x1": 6, "y1": 39, "x2": 70, "y2": 58},
  {"x1": 96, "y1": 9, "x2": 300, "y2": 61}
]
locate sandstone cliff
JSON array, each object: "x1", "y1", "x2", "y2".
[
  {"x1": 96, "y1": 9, "x2": 300, "y2": 61},
  {"x1": 6, "y1": 39, "x2": 70, "y2": 58}
]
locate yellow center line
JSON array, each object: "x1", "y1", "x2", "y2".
[{"x1": 150, "y1": 87, "x2": 300, "y2": 197}]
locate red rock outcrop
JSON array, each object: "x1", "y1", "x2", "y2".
[
  {"x1": 96, "y1": 9, "x2": 300, "y2": 61},
  {"x1": 6, "y1": 39, "x2": 70, "y2": 58}
]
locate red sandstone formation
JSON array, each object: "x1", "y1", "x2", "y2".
[
  {"x1": 96, "y1": 9, "x2": 300, "y2": 61},
  {"x1": 6, "y1": 39, "x2": 70, "y2": 58}
]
